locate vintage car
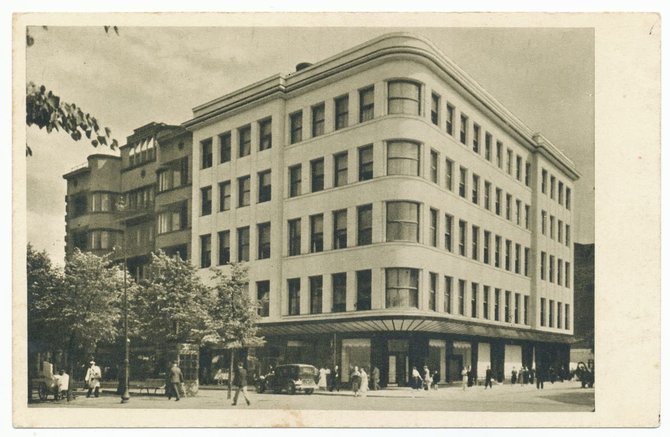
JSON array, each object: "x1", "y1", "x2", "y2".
[{"x1": 255, "y1": 364, "x2": 318, "y2": 395}]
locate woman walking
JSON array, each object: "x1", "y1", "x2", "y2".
[
  {"x1": 359, "y1": 367, "x2": 369, "y2": 398},
  {"x1": 350, "y1": 366, "x2": 361, "y2": 397}
]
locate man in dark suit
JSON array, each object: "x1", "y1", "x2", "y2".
[
  {"x1": 168, "y1": 361, "x2": 184, "y2": 401},
  {"x1": 329, "y1": 365, "x2": 340, "y2": 392},
  {"x1": 484, "y1": 366, "x2": 493, "y2": 389},
  {"x1": 232, "y1": 363, "x2": 250, "y2": 406}
]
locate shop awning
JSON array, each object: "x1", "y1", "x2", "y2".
[{"x1": 257, "y1": 311, "x2": 573, "y2": 344}]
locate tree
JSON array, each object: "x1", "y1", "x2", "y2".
[
  {"x1": 131, "y1": 251, "x2": 214, "y2": 365},
  {"x1": 205, "y1": 263, "x2": 265, "y2": 398},
  {"x1": 25, "y1": 26, "x2": 119, "y2": 156}
]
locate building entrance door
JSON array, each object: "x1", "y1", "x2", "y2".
[
  {"x1": 447, "y1": 356, "x2": 462, "y2": 382},
  {"x1": 387, "y1": 353, "x2": 408, "y2": 386}
]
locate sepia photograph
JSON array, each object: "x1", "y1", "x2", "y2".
[{"x1": 10, "y1": 11, "x2": 661, "y2": 429}]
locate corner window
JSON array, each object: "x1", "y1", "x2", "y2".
[
  {"x1": 386, "y1": 201, "x2": 419, "y2": 242},
  {"x1": 385, "y1": 268, "x2": 419, "y2": 308},
  {"x1": 387, "y1": 141, "x2": 419, "y2": 176},
  {"x1": 388, "y1": 80, "x2": 421, "y2": 115}
]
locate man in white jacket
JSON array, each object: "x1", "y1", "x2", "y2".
[{"x1": 85, "y1": 360, "x2": 102, "y2": 398}]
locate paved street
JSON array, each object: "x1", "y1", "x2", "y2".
[{"x1": 29, "y1": 380, "x2": 594, "y2": 412}]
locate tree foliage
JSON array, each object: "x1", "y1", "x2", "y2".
[
  {"x1": 205, "y1": 263, "x2": 265, "y2": 349},
  {"x1": 131, "y1": 251, "x2": 214, "y2": 348},
  {"x1": 27, "y1": 244, "x2": 64, "y2": 353}
]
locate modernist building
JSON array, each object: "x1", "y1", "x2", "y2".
[
  {"x1": 63, "y1": 122, "x2": 193, "y2": 279},
  {"x1": 183, "y1": 32, "x2": 579, "y2": 386}
]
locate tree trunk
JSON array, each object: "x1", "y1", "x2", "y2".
[{"x1": 227, "y1": 348, "x2": 235, "y2": 400}]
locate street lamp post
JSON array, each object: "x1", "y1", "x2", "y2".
[{"x1": 118, "y1": 196, "x2": 130, "y2": 403}]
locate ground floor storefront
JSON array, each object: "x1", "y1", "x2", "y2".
[{"x1": 253, "y1": 315, "x2": 571, "y2": 388}]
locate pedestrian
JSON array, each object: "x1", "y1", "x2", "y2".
[
  {"x1": 214, "y1": 368, "x2": 225, "y2": 386},
  {"x1": 461, "y1": 366, "x2": 468, "y2": 391},
  {"x1": 318, "y1": 366, "x2": 328, "y2": 391},
  {"x1": 359, "y1": 367, "x2": 369, "y2": 397},
  {"x1": 483, "y1": 366, "x2": 493, "y2": 389},
  {"x1": 511, "y1": 366, "x2": 518, "y2": 385},
  {"x1": 55, "y1": 369, "x2": 70, "y2": 401},
  {"x1": 467, "y1": 365, "x2": 474, "y2": 387},
  {"x1": 535, "y1": 366, "x2": 545, "y2": 390},
  {"x1": 371, "y1": 366, "x2": 381, "y2": 390},
  {"x1": 167, "y1": 361, "x2": 184, "y2": 401},
  {"x1": 232, "y1": 363, "x2": 251, "y2": 406},
  {"x1": 423, "y1": 365, "x2": 432, "y2": 391},
  {"x1": 85, "y1": 360, "x2": 102, "y2": 398},
  {"x1": 411, "y1": 366, "x2": 422, "y2": 391},
  {"x1": 329, "y1": 365, "x2": 340, "y2": 392},
  {"x1": 350, "y1": 366, "x2": 361, "y2": 397},
  {"x1": 529, "y1": 367, "x2": 535, "y2": 384},
  {"x1": 431, "y1": 370, "x2": 440, "y2": 390}
]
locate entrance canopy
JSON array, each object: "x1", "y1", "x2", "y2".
[{"x1": 258, "y1": 311, "x2": 573, "y2": 344}]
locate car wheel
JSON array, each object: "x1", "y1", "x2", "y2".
[
  {"x1": 38, "y1": 383, "x2": 48, "y2": 401},
  {"x1": 287, "y1": 382, "x2": 296, "y2": 395},
  {"x1": 305, "y1": 389, "x2": 314, "y2": 395}
]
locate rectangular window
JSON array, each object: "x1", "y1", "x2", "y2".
[
  {"x1": 471, "y1": 225, "x2": 479, "y2": 261},
  {"x1": 471, "y1": 173, "x2": 480, "y2": 204},
  {"x1": 550, "y1": 215, "x2": 555, "y2": 239},
  {"x1": 549, "y1": 299, "x2": 555, "y2": 327},
  {"x1": 311, "y1": 158, "x2": 324, "y2": 192},
  {"x1": 566, "y1": 187, "x2": 572, "y2": 210},
  {"x1": 558, "y1": 181, "x2": 564, "y2": 205},
  {"x1": 288, "y1": 218, "x2": 301, "y2": 256},
  {"x1": 557, "y1": 302, "x2": 563, "y2": 329},
  {"x1": 257, "y1": 222, "x2": 271, "y2": 260},
  {"x1": 312, "y1": 103, "x2": 325, "y2": 137},
  {"x1": 525, "y1": 161, "x2": 531, "y2": 187},
  {"x1": 356, "y1": 270, "x2": 372, "y2": 311},
  {"x1": 259, "y1": 118, "x2": 272, "y2": 151},
  {"x1": 504, "y1": 290, "x2": 511, "y2": 323},
  {"x1": 358, "y1": 144, "x2": 374, "y2": 181},
  {"x1": 309, "y1": 276, "x2": 323, "y2": 314},
  {"x1": 484, "y1": 181, "x2": 491, "y2": 210},
  {"x1": 541, "y1": 210, "x2": 547, "y2": 235},
  {"x1": 458, "y1": 220, "x2": 467, "y2": 257},
  {"x1": 495, "y1": 235, "x2": 501, "y2": 268},
  {"x1": 335, "y1": 95, "x2": 349, "y2": 130},
  {"x1": 471, "y1": 283, "x2": 478, "y2": 318},
  {"x1": 201, "y1": 186, "x2": 212, "y2": 216},
  {"x1": 201, "y1": 138, "x2": 213, "y2": 169},
  {"x1": 388, "y1": 81, "x2": 421, "y2": 115},
  {"x1": 505, "y1": 193, "x2": 512, "y2": 220},
  {"x1": 387, "y1": 141, "x2": 419, "y2": 176},
  {"x1": 485, "y1": 132, "x2": 492, "y2": 161},
  {"x1": 237, "y1": 226, "x2": 250, "y2": 262},
  {"x1": 200, "y1": 234, "x2": 211, "y2": 268},
  {"x1": 385, "y1": 268, "x2": 419, "y2": 309},
  {"x1": 238, "y1": 125, "x2": 251, "y2": 157},
  {"x1": 430, "y1": 150, "x2": 439, "y2": 183},
  {"x1": 524, "y1": 295, "x2": 529, "y2": 325},
  {"x1": 565, "y1": 304, "x2": 571, "y2": 329},
  {"x1": 334, "y1": 152, "x2": 348, "y2": 187},
  {"x1": 446, "y1": 103, "x2": 455, "y2": 135},
  {"x1": 459, "y1": 114, "x2": 468, "y2": 145},
  {"x1": 540, "y1": 297, "x2": 546, "y2": 326},
  {"x1": 541, "y1": 169, "x2": 547, "y2": 194},
  {"x1": 541, "y1": 251, "x2": 546, "y2": 280},
  {"x1": 516, "y1": 199, "x2": 522, "y2": 225},
  {"x1": 290, "y1": 111, "x2": 303, "y2": 144},
  {"x1": 505, "y1": 239, "x2": 511, "y2": 271},
  {"x1": 514, "y1": 243, "x2": 521, "y2": 274},
  {"x1": 514, "y1": 293, "x2": 520, "y2": 324},
  {"x1": 386, "y1": 201, "x2": 419, "y2": 242},
  {"x1": 444, "y1": 214, "x2": 453, "y2": 252},
  {"x1": 429, "y1": 208, "x2": 438, "y2": 247},
  {"x1": 566, "y1": 262, "x2": 571, "y2": 288},
  {"x1": 333, "y1": 209, "x2": 348, "y2": 250},
  {"x1": 310, "y1": 214, "x2": 324, "y2": 253},
  {"x1": 459, "y1": 167, "x2": 467, "y2": 198},
  {"x1": 357, "y1": 204, "x2": 372, "y2": 245},
  {"x1": 496, "y1": 141, "x2": 503, "y2": 168},
  {"x1": 524, "y1": 247, "x2": 530, "y2": 277},
  {"x1": 218, "y1": 230, "x2": 230, "y2": 265},
  {"x1": 429, "y1": 272, "x2": 438, "y2": 311},
  {"x1": 483, "y1": 230, "x2": 491, "y2": 264},
  {"x1": 557, "y1": 259, "x2": 563, "y2": 286},
  {"x1": 525, "y1": 204, "x2": 531, "y2": 230},
  {"x1": 288, "y1": 278, "x2": 301, "y2": 316},
  {"x1": 258, "y1": 170, "x2": 272, "y2": 203},
  {"x1": 558, "y1": 219, "x2": 563, "y2": 243},
  {"x1": 430, "y1": 93, "x2": 440, "y2": 125},
  {"x1": 458, "y1": 280, "x2": 466, "y2": 315},
  {"x1": 359, "y1": 86, "x2": 374, "y2": 122},
  {"x1": 445, "y1": 158, "x2": 454, "y2": 191},
  {"x1": 495, "y1": 188, "x2": 502, "y2": 216},
  {"x1": 494, "y1": 289, "x2": 501, "y2": 321},
  {"x1": 566, "y1": 225, "x2": 571, "y2": 246},
  {"x1": 332, "y1": 273, "x2": 347, "y2": 313},
  {"x1": 472, "y1": 123, "x2": 481, "y2": 153},
  {"x1": 483, "y1": 286, "x2": 490, "y2": 320},
  {"x1": 549, "y1": 255, "x2": 555, "y2": 283},
  {"x1": 238, "y1": 176, "x2": 250, "y2": 207},
  {"x1": 444, "y1": 276, "x2": 453, "y2": 313},
  {"x1": 257, "y1": 281, "x2": 270, "y2": 317},
  {"x1": 219, "y1": 132, "x2": 231, "y2": 163},
  {"x1": 289, "y1": 165, "x2": 302, "y2": 198},
  {"x1": 516, "y1": 155, "x2": 522, "y2": 181},
  {"x1": 550, "y1": 175, "x2": 556, "y2": 199}
]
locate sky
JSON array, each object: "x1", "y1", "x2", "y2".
[{"x1": 25, "y1": 26, "x2": 594, "y2": 265}]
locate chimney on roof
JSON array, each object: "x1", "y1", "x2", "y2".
[{"x1": 295, "y1": 62, "x2": 313, "y2": 72}]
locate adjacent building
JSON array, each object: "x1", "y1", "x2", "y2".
[{"x1": 184, "y1": 33, "x2": 580, "y2": 386}]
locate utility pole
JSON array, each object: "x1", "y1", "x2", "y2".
[{"x1": 117, "y1": 195, "x2": 130, "y2": 403}]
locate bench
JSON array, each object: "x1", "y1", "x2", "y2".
[{"x1": 136, "y1": 378, "x2": 166, "y2": 395}]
